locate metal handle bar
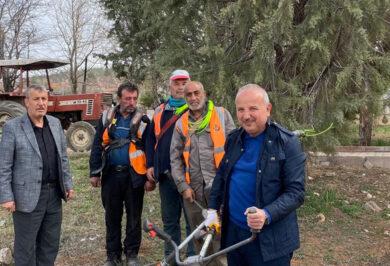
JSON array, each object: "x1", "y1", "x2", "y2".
[{"x1": 143, "y1": 219, "x2": 258, "y2": 266}]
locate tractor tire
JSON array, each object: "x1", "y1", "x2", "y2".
[
  {"x1": 66, "y1": 121, "x2": 96, "y2": 152},
  {"x1": 0, "y1": 101, "x2": 26, "y2": 136}
]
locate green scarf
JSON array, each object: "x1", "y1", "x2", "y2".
[
  {"x1": 175, "y1": 103, "x2": 189, "y2": 115},
  {"x1": 189, "y1": 100, "x2": 214, "y2": 134}
]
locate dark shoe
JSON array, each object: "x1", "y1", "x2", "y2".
[
  {"x1": 103, "y1": 259, "x2": 121, "y2": 266},
  {"x1": 126, "y1": 256, "x2": 141, "y2": 266},
  {"x1": 104, "y1": 253, "x2": 122, "y2": 266}
]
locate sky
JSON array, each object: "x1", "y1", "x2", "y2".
[{"x1": 27, "y1": 0, "x2": 113, "y2": 69}]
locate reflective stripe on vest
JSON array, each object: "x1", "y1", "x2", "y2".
[
  {"x1": 177, "y1": 106, "x2": 226, "y2": 184},
  {"x1": 102, "y1": 112, "x2": 147, "y2": 175},
  {"x1": 153, "y1": 103, "x2": 165, "y2": 149},
  {"x1": 129, "y1": 124, "x2": 147, "y2": 175},
  {"x1": 153, "y1": 103, "x2": 165, "y2": 138}
]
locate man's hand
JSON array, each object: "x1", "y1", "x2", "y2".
[
  {"x1": 204, "y1": 209, "x2": 219, "y2": 227},
  {"x1": 1, "y1": 201, "x2": 15, "y2": 212},
  {"x1": 182, "y1": 188, "x2": 195, "y2": 202},
  {"x1": 66, "y1": 189, "x2": 75, "y2": 200},
  {"x1": 90, "y1": 176, "x2": 101, "y2": 187},
  {"x1": 144, "y1": 180, "x2": 156, "y2": 192},
  {"x1": 204, "y1": 209, "x2": 221, "y2": 234},
  {"x1": 146, "y1": 167, "x2": 155, "y2": 182},
  {"x1": 245, "y1": 207, "x2": 267, "y2": 230}
]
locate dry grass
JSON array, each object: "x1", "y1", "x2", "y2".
[{"x1": 1, "y1": 154, "x2": 389, "y2": 265}]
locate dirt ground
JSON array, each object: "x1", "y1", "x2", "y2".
[
  {"x1": 0, "y1": 155, "x2": 389, "y2": 265},
  {"x1": 293, "y1": 164, "x2": 390, "y2": 265}
]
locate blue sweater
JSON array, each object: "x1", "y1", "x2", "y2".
[
  {"x1": 108, "y1": 114, "x2": 132, "y2": 166},
  {"x1": 208, "y1": 124, "x2": 306, "y2": 261},
  {"x1": 229, "y1": 132, "x2": 265, "y2": 229}
]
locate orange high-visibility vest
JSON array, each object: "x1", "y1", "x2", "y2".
[
  {"x1": 102, "y1": 110, "x2": 147, "y2": 175},
  {"x1": 176, "y1": 106, "x2": 226, "y2": 184},
  {"x1": 152, "y1": 103, "x2": 188, "y2": 150},
  {"x1": 153, "y1": 103, "x2": 165, "y2": 140}
]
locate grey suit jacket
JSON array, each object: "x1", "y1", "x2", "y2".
[{"x1": 0, "y1": 114, "x2": 73, "y2": 212}]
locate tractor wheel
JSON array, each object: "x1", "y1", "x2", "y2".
[
  {"x1": 66, "y1": 121, "x2": 96, "y2": 152},
  {"x1": 0, "y1": 101, "x2": 26, "y2": 136}
]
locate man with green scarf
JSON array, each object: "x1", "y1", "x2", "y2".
[{"x1": 170, "y1": 81, "x2": 235, "y2": 263}]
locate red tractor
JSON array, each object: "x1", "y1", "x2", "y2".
[{"x1": 0, "y1": 59, "x2": 113, "y2": 152}]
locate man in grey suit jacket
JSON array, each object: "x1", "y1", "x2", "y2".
[{"x1": 0, "y1": 85, "x2": 74, "y2": 266}]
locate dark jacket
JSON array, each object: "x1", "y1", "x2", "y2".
[
  {"x1": 208, "y1": 120, "x2": 306, "y2": 261},
  {"x1": 89, "y1": 108, "x2": 149, "y2": 188},
  {"x1": 145, "y1": 103, "x2": 176, "y2": 180}
]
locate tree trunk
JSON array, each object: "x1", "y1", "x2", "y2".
[
  {"x1": 3, "y1": 74, "x2": 14, "y2": 92},
  {"x1": 359, "y1": 105, "x2": 373, "y2": 146},
  {"x1": 70, "y1": 62, "x2": 77, "y2": 94},
  {"x1": 2, "y1": 70, "x2": 17, "y2": 92},
  {"x1": 81, "y1": 56, "x2": 87, "y2": 94},
  {"x1": 72, "y1": 79, "x2": 77, "y2": 94}
]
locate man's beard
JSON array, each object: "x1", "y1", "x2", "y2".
[
  {"x1": 120, "y1": 105, "x2": 135, "y2": 114},
  {"x1": 189, "y1": 100, "x2": 206, "y2": 112}
]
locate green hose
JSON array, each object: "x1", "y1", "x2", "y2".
[{"x1": 293, "y1": 122, "x2": 334, "y2": 137}]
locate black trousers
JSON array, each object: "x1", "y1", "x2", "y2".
[
  {"x1": 101, "y1": 169, "x2": 145, "y2": 258},
  {"x1": 13, "y1": 184, "x2": 62, "y2": 266},
  {"x1": 225, "y1": 221, "x2": 292, "y2": 266},
  {"x1": 158, "y1": 174, "x2": 194, "y2": 257}
]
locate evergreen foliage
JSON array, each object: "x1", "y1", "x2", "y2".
[{"x1": 100, "y1": 0, "x2": 390, "y2": 148}]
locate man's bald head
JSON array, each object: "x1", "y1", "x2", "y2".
[
  {"x1": 184, "y1": 81, "x2": 204, "y2": 93},
  {"x1": 235, "y1": 84, "x2": 272, "y2": 137},
  {"x1": 235, "y1": 84, "x2": 270, "y2": 105}
]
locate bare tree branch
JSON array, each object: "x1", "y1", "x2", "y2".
[
  {"x1": 0, "y1": 0, "x2": 41, "y2": 91},
  {"x1": 49, "y1": 0, "x2": 108, "y2": 93}
]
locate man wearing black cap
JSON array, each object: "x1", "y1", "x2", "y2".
[{"x1": 146, "y1": 69, "x2": 194, "y2": 260}]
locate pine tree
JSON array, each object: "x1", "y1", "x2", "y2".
[{"x1": 101, "y1": 0, "x2": 390, "y2": 148}]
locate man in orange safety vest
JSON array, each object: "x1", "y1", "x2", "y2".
[
  {"x1": 89, "y1": 81, "x2": 150, "y2": 266},
  {"x1": 170, "y1": 81, "x2": 235, "y2": 264}
]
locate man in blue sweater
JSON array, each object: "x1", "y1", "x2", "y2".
[
  {"x1": 145, "y1": 70, "x2": 194, "y2": 259},
  {"x1": 206, "y1": 84, "x2": 306, "y2": 266},
  {"x1": 89, "y1": 82, "x2": 150, "y2": 266}
]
